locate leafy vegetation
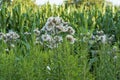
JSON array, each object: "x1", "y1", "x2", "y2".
[{"x1": 0, "y1": 0, "x2": 120, "y2": 80}]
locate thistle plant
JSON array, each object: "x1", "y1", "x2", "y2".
[
  {"x1": 34, "y1": 16, "x2": 76, "y2": 49},
  {"x1": 89, "y1": 30, "x2": 115, "y2": 45},
  {"x1": 81, "y1": 30, "x2": 116, "y2": 57},
  {"x1": 0, "y1": 30, "x2": 20, "y2": 51}
]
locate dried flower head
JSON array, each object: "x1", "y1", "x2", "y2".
[
  {"x1": 41, "y1": 34, "x2": 52, "y2": 42},
  {"x1": 62, "y1": 27, "x2": 68, "y2": 32},
  {"x1": 100, "y1": 35, "x2": 107, "y2": 43},
  {"x1": 56, "y1": 25, "x2": 64, "y2": 31},
  {"x1": 53, "y1": 36, "x2": 63, "y2": 43},
  {"x1": 45, "y1": 25, "x2": 54, "y2": 31},
  {"x1": 66, "y1": 35, "x2": 76, "y2": 44},
  {"x1": 47, "y1": 17, "x2": 54, "y2": 22},
  {"x1": 33, "y1": 28, "x2": 40, "y2": 36},
  {"x1": 55, "y1": 17, "x2": 63, "y2": 25},
  {"x1": 67, "y1": 26, "x2": 75, "y2": 35}
]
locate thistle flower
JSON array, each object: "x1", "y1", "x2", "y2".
[
  {"x1": 45, "y1": 21, "x2": 56, "y2": 32},
  {"x1": 97, "y1": 30, "x2": 104, "y2": 36},
  {"x1": 55, "y1": 17, "x2": 62, "y2": 25},
  {"x1": 4, "y1": 31, "x2": 19, "y2": 41},
  {"x1": 66, "y1": 35, "x2": 76, "y2": 44},
  {"x1": 67, "y1": 26, "x2": 75, "y2": 35},
  {"x1": 47, "y1": 17, "x2": 54, "y2": 22},
  {"x1": 108, "y1": 35, "x2": 115, "y2": 42},
  {"x1": 10, "y1": 31, "x2": 19, "y2": 39},
  {"x1": 56, "y1": 25, "x2": 64, "y2": 31},
  {"x1": 33, "y1": 28, "x2": 40, "y2": 36},
  {"x1": 63, "y1": 22, "x2": 69, "y2": 26},
  {"x1": 53, "y1": 36, "x2": 63, "y2": 43},
  {"x1": 100, "y1": 35, "x2": 107, "y2": 43},
  {"x1": 41, "y1": 34, "x2": 52, "y2": 42},
  {"x1": 100, "y1": 30, "x2": 104, "y2": 35},
  {"x1": 46, "y1": 21, "x2": 55, "y2": 26},
  {"x1": 61, "y1": 27, "x2": 68, "y2": 32},
  {"x1": 45, "y1": 25, "x2": 54, "y2": 31}
]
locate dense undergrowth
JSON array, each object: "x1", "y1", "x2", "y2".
[{"x1": 0, "y1": 0, "x2": 120, "y2": 80}]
